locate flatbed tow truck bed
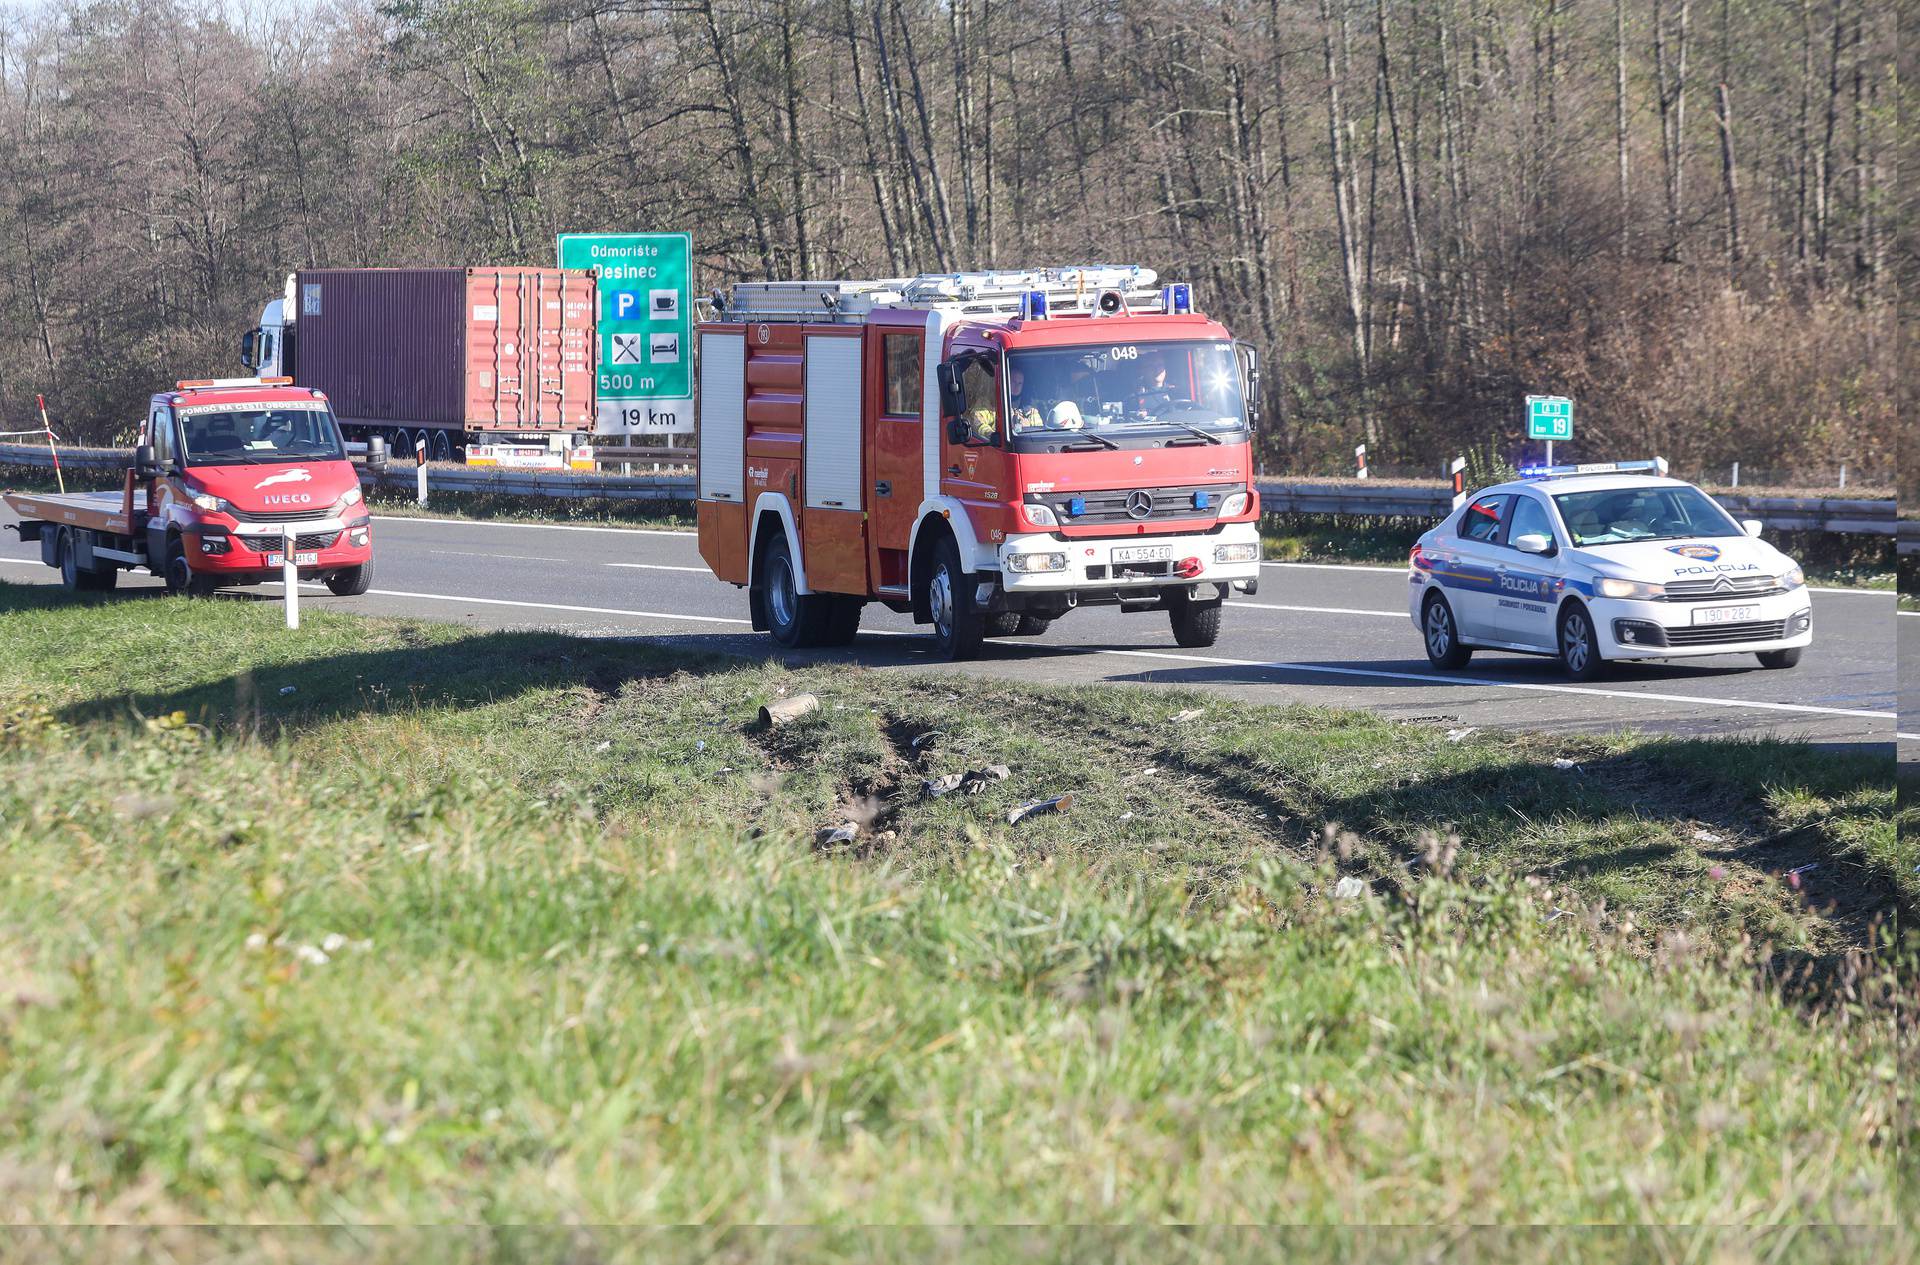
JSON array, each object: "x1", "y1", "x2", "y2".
[{"x1": 4, "y1": 485, "x2": 142, "y2": 537}]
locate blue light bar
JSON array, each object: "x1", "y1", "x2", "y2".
[
  {"x1": 1518, "y1": 457, "x2": 1670, "y2": 481},
  {"x1": 1161, "y1": 283, "x2": 1193, "y2": 314},
  {"x1": 1019, "y1": 290, "x2": 1050, "y2": 321}
]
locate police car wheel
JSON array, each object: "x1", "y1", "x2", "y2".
[
  {"x1": 1756, "y1": 647, "x2": 1802, "y2": 670},
  {"x1": 1422, "y1": 594, "x2": 1472, "y2": 669},
  {"x1": 1557, "y1": 603, "x2": 1607, "y2": 681}
]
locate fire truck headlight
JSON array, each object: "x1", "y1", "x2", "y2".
[
  {"x1": 1023, "y1": 503, "x2": 1059, "y2": 528},
  {"x1": 1214, "y1": 543, "x2": 1259, "y2": 564},
  {"x1": 1217, "y1": 492, "x2": 1249, "y2": 517},
  {"x1": 1007, "y1": 551, "x2": 1067, "y2": 574}
]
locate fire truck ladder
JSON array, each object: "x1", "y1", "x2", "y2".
[{"x1": 714, "y1": 266, "x2": 1164, "y2": 323}]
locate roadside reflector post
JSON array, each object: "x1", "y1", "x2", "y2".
[
  {"x1": 1355, "y1": 444, "x2": 1368, "y2": 479},
  {"x1": 1450, "y1": 456, "x2": 1467, "y2": 509},
  {"x1": 36, "y1": 395, "x2": 63, "y2": 494},
  {"x1": 1730, "y1": 461, "x2": 1739, "y2": 488},
  {"x1": 1838, "y1": 464, "x2": 1847, "y2": 490},
  {"x1": 282, "y1": 525, "x2": 299, "y2": 630},
  {"x1": 415, "y1": 437, "x2": 428, "y2": 506}
]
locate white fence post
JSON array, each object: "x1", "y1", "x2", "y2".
[
  {"x1": 415, "y1": 437, "x2": 428, "y2": 505},
  {"x1": 282, "y1": 524, "x2": 299, "y2": 630}
]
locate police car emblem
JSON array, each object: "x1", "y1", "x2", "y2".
[{"x1": 1666, "y1": 544, "x2": 1721, "y2": 561}]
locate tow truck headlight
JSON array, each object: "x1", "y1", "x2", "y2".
[
  {"x1": 1597, "y1": 577, "x2": 1666, "y2": 600},
  {"x1": 1779, "y1": 564, "x2": 1804, "y2": 590},
  {"x1": 336, "y1": 485, "x2": 363, "y2": 509},
  {"x1": 1214, "y1": 543, "x2": 1259, "y2": 564},
  {"x1": 1006, "y1": 551, "x2": 1067, "y2": 574},
  {"x1": 1217, "y1": 492, "x2": 1249, "y2": 517},
  {"x1": 189, "y1": 491, "x2": 229, "y2": 512},
  {"x1": 1023, "y1": 503, "x2": 1059, "y2": 528}
]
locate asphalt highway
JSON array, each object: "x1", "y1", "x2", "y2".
[{"x1": 0, "y1": 506, "x2": 1897, "y2": 749}]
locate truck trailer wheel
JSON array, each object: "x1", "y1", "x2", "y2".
[
  {"x1": 925, "y1": 536, "x2": 984, "y2": 661},
  {"x1": 1167, "y1": 596, "x2": 1223, "y2": 648},
  {"x1": 759, "y1": 532, "x2": 831, "y2": 648},
  {"x1": 325, "y1": 553, "x2": 375, "y2": 596}
]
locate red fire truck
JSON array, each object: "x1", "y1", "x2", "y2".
[{"x1": 694, "y1": 267, "x2": 1263, "y2": 659}]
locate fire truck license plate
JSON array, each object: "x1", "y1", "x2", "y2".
[
  {"x1": 1112, "y1": 545, "x2": 1172, "y2": 564},
  {"x1": 1691, "y1": 604, "x2": 1760, "y2": 626},
  {"x1": 266, "y1": 552, "x2": 319, "y2": 567}
]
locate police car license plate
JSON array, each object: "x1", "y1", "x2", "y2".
[
  {"x1": 266, "y1": 551, "x2": 319, "y2": 568},
  {"x1": 1112, "y1": 545, "x2": 1172, "y2": 564},
  {"x1": 1692, "y1": 604, "x2": 1760, "y2": 626}
]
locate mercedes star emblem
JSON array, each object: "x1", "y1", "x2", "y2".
[{"x1": 1125, "y1": 490, "x2": 1154, "y2": 519}]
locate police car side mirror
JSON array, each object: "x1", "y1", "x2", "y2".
[
  {"x1": 1741, "y1": 518, "x2": 1763, "y2": 537},
  {"x1": 1512, "y1": 532, "x2": 1555, "y2": 556}
]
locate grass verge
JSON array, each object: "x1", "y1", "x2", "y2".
[{"x1": 0, "y1": 579, "x2": 1910, "y2": 1228}]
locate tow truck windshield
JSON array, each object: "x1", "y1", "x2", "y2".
[
  {"x1": 1004, "y1": 340, "x2": 1247, "y2": 452},
  {"x1": 1553, "y1": 485, "x2": 1742, "y2": 547},
  {"x1": 177, "y1": 400, "x2": 345, "y2": 465}
]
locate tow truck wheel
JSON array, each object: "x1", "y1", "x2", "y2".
[
  {"x1": 926, "y1": 536, "x2": 984, "y2": 661},
  {"x1": 325, "y1": 553, "x2": 375, "y2": 597},
  {"x1": 55, "y1": 528, "x2": 113, "y2": 592},
  {"x1": 1756, "y1": 647, "x2": 1802, "y2": 670},
  {"x1": 1422, "y1": 593, "x2": 1473, "y2": 669},
  {"x1": 164, "y1": 536, "x2": 219, "y2": 598},
  {"x1": 1168, "y1": 596, "x2": 1223, "y2": 648},
  {"x1": 1557, "y1": 602, "x2": 1607, "y2": 681},
  {"x1": 760, "y1": 532, "x2": 829, "y2": 648}
]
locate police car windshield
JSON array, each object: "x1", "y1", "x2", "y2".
[
  {"x1": 1553, "y1": 485, "x2": 1741, "y2": 547},
  {"x1": 179, "y1": 403, "x2": 344, "y2": 465},
  {"x1": 1004, "y1": 340, "x2": 1246, "y2": 450}
]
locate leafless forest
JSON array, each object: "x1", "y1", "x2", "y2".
[{"x1": 0, "y1": 0, "x2": 1902, "y2": 482}]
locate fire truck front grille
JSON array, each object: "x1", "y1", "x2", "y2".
[
  {"x1": 239, "y1": 531, "x2": 339, "y2": 553},
  {"x1": 1028, "y1": 483, "x2": 1242, "y2": 526}
]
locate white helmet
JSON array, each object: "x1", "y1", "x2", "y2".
[{"x1": 1049, "y1": 400, "x2": 1085, "y2": 429}]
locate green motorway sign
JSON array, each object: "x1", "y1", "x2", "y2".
[
  {"x1": 1525, "y1": 395, "x2": 1573, "y2": 441},
  {"x1": 556, "y1": 231, "x2": 692, "y2": 435}
]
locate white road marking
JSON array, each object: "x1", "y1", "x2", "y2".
[
  {"x1": 372, "y1": 515, "x2": 693, "y2": 539},
  {"x1": 1807, "y1": 586, "x2": 1894, "y2": 598},
  {"x1": 1263, "y1": 560, "x2": 1405, "y2": 573},
  {"x1": 1071, "y1": 645, "x2": 1896, "y2": 722},
  {"x1": 431, "y1": 549, "x2": 568, "y2": 562},
  {"x1": 1899, "y1": 732, "x2": 1920, "y2": 741},
  {"x1": 1241, "y1": 602, "x2": 1404, "y2": 619},
  {"x1": 350, "y1": 586, "x2": 914, "y2": 636},
  {"x1": 605, "y1": 562, "x2": 712, "y2": 573}
]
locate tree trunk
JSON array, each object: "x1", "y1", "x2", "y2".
[
  {"x1": 1652, "y1": 0, "x2": 1691, "y2": 264},
  {"x1": 699, "y1": 0, "x2": 775, "y2": 274},
  {"x1": 778, "y1": 0, "x2": 812, "y2": 276},
  {"x1": 893, "y1": 0, "x2": 959, "y2": 268},
  {"x1": 842, "y1": 0, "x2": 905, "y2": 274},
  {"x1": 1319, "y1": 0, "x2": 1372, "y2": 441},
  {"x1": 1615, "y1": 0, "x2": 1630, "y2": 259}
]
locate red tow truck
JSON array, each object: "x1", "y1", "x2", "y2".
[
  {"x1": 695, "y1": 267, "x2": 1263, "y2": 658},
  {"x1": 3, "y1": 378, "x2": 377, "y2": 596}
]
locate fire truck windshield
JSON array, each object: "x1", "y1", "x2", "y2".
[
  {"x1": 1004, "y1": 340, "x2": 1246, "y2": 451},
  {"x1": 176, "y1": 401, "x2": 345, "y2": 465}
]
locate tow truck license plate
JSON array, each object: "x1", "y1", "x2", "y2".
[
  {"x1": 1692, "y1": 604, "x2": 1760, "y2": 626},
  {"x1": 1112, "y1": 545, "x2": 1172, "y2": 564},
  {"x1": 266, "y1": 551, "x2": 319, "y2": 568}
]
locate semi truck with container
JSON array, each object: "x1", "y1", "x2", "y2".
[
  {"x1": 241, "y1": 267, "x2": 598, "y2": 465},
  {"x1": 3, "y1": 378, "x2": 377, "y2": 596},
  {"x1": 694, "y1": 266, "x2": 1263, "y2": 659}
]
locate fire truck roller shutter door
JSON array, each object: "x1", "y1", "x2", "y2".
[
  {"x1": 698, "y1": 332, "x2": 747, "y2": 503},
  {"x1": 801, "y1": 332, "x2": 868, "y2": 595}
]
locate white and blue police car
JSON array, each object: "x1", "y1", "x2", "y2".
[{"x1": 1407, "y1": 459, "x2": 1812, "y2": 680}]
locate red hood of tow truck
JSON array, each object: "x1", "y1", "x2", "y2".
[
  {"x1": 187, "y1": 461, "x2": 362, "y2": 516},
  {"x1": 1008, "y1": 441, "x2": 1252, "y2": 491}
]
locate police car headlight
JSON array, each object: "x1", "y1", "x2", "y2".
[
  {"x1": 1779, "y1": 565, "x2": 1804, "y2": 590},
  {"x1": 1217, "y1": 492, "x2": 1249, "y2": 517},
  {"x1": 1007, "y1": 551, "x2": 1067, "y2": 574},
  {"x1": 1597, "y1": 577, "x2": 1666, "y2": 600},
  {"x1": 1023, "y1": 503, "x2": 1059, "y2": 528}
]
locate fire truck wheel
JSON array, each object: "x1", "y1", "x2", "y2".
[
  {"x1": 1168, "y1": 597, "x2": 1223, "y2": 648},
  {"x1": 926, "y1": 536, "x2": 984, "y2": 660},
  {"x1": 1012, "y1": 614, "x2": 1051, "y2": 636},
  {"x1": 761, "y1": 532, "x2": 829, "y2": 647},
  {"x1": 985, "y1": 611, "x2": 1023, "y2": 637},
  {"x1": 325, "y1": 555, "x2": 375, "y2": 596},
  {"x1": 821, "y1": 597, "x2": 863, "y2": 647}
]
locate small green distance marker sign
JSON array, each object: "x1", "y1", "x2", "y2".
[
  {"x1": 1526, "y1": 395, "x2": 1573, "y2": 441},
  {"x1": 557, "y1": 231, "x2": 693, "y2": 435}
]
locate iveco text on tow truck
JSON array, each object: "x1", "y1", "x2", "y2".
[
  {"x1": 3, "y1": 378, "x2": 377, "y2": 597},
  {"x1": 1408, "y1": 459, "x2": 1812, "y2": 680},
  {"x1": 694, "y1": 267, "x2": 1264, "y2": 658}
]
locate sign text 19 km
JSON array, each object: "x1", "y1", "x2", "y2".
[
  {"x1": 556, "y1": 232, "x2": 692, "y2": 437},
  {"x1": 1525, "y1": 395, "x2": 1573, "y2": 441}
]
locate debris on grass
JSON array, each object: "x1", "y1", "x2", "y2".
[
  {"x1": 1693, "y1": 829, "x2": 1725, "y2": 843},
  {"x1": 1171, "y1": 708, "x2": 1205, "y2": 724},
  {"x1": 911, "y1": 731, "x2": 943, "y2": 750},
  {"x1": 1332, "y1": 875, "x2": 1367, "y2": 901},
  {"x1": 758, "y1": 694, "x2": 820, "y2": 728},
  {"x1": 1552, "y1": 758, "x2": 1579, "y2": 771},
  {"x1": 815, "y1": 823, "x2": 859, "y2": 847},
  {"x1": 1446, "y1": 727, "x2": 1476, "y2": 743},
  {"x1": 1007, "y1": 793, "x2": 1073, "y2": 825},
  {"x1": 923, "y1": 765, "x2": 1011, "y2": 799}
]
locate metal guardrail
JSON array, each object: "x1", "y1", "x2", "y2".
[
  {"x1": 1, "y1": 443, "x2": 1896, "y2": 534},
  {"x1": 1898, "y1": 520, "x2": 1919, "y2": 557}
]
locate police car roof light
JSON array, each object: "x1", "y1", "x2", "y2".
[{"x1": 1518, "y1": 457, "x2": 1669, "y2": 481}]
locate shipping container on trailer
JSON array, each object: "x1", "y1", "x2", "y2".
[{"x1": 241, "y1": 267, "x2": 597, "y2": 463}]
